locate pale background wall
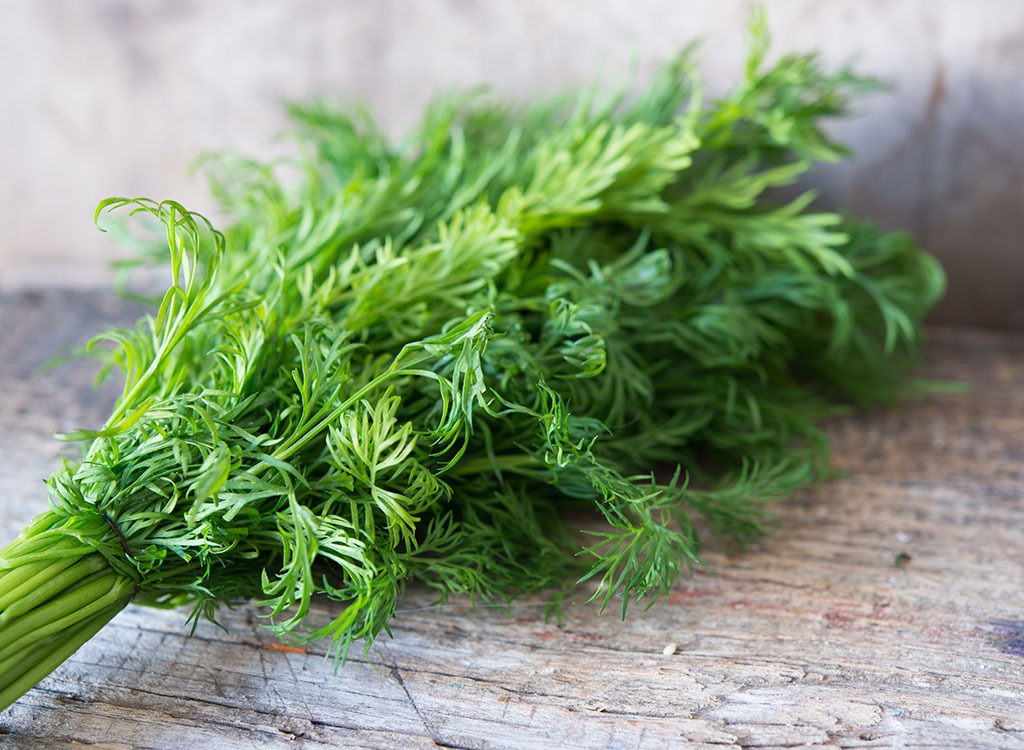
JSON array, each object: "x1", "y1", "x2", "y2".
[{"x1": 1, "y1": 0, "x2": 1022, "y2": 327}]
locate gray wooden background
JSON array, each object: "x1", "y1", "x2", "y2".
[{"x1": 2, "y1": 0, "x2": 1022, "y2": 328}]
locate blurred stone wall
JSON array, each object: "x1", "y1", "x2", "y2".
[{"x1": 1, "y1": 0, "x2": 1022, "y2": 327}]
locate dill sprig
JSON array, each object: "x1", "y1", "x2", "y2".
[{"x1": 0, "y1": 14, "x2": 944, "y2": 710}]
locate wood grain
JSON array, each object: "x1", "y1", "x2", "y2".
[{"x1": 0, "y1": 289, "x2": 1022, "y2": 749}]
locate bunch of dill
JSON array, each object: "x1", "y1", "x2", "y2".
[{"x1": 0, "y1": 19, "x2": 943, "y2": 710}]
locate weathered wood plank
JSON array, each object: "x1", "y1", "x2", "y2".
[{"x1": 0, "y1": 289, "x2": 1022, "y2": 749}]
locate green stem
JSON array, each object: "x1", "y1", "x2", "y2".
[
  {"x1": 0, "y1": 554, "x2": 97, "y2": 618},
  {"x1": 0, "y1": 600, "x2": 126, "y2": 712},
  {"x1": 0, "y1": 514, "x2": 135, "y2": 713}
]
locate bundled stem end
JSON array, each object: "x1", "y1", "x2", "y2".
[{"x1": 0, "y1": 510, "x2": 135, "y2": 712}]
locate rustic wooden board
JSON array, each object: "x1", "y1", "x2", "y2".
[{"x1": 0, "y1": 289, "x2": 1022, "y2": 749}]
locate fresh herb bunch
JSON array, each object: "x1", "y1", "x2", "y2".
[{"x1": 0, "y1": 18, "x2": 943, "y2": 711}]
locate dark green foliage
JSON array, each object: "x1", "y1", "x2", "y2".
[{"x1": 2, "y1": 16, "x2": 945, "y2": 684}]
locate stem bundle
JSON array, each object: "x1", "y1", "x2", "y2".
[{"x1": 0, "y1": 512, "x2": 134, "y2": 710}]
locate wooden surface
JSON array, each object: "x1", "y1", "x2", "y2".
[{"x1": 0, "y1": 288, "x2": 1022, "y2": 749}]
